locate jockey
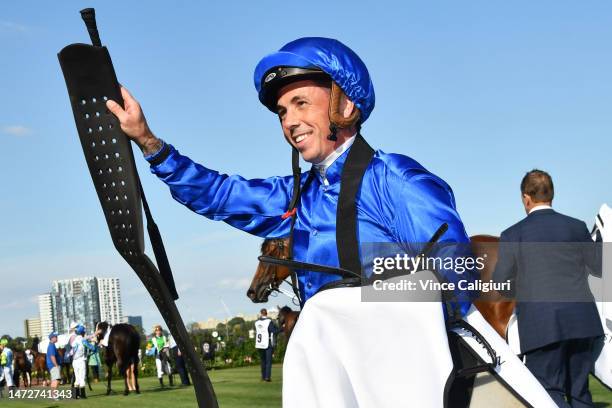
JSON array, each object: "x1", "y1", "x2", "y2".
[
  {"x1": 146, "y1": 325, "x2": 173, "y2": 387},
  {"x1": 0, "y1": 338, "x2": 15, "y2": 391},
  {"x1": 107, "y1": 37, "x2": 478, "y2": 316},
  {"x1": 71, "y1": 324, "x2": 97, "y2": 399}
]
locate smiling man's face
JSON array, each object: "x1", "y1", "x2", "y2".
[{"x1": 276, "y1": 79, "x2": 335, "y2": 164}]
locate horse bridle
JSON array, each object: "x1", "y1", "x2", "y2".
[{"x1": 58, "y1": 9, "x2": 217, "y2": 407}]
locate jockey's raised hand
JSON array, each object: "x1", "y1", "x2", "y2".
[{"x1": 106, "y1": 85, "x2": 162, "y2": 156}]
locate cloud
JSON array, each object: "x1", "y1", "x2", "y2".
[
  {"x1": 4, "y1": 299, "x2": 32, "y2": 310},
  {"x1": 0, "y1": 21, "x2": 28, "y2": 33},
  {"x1": 2, "y1": 125, "x2": 32, "y2": 137},
  {"x1": 177, "y1": 282, "x2": 194, "y2": 293},
  {"x1": 218, "y1": 277, "x2": 251, "y2": 290}
]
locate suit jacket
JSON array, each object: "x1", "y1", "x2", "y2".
[{"x1": 493, "y1": 208, "x2": 603, "y2": 352}]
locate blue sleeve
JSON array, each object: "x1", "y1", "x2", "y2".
[
  {"x1": 393, "y1": 174, "x2": 478, "y2": 316},
  {"x1": 148, "y1": 144, "x2": 293, "y2": 238},
  {"x1": 83, "y1": 340, "x2": 97, "y2": 353}
]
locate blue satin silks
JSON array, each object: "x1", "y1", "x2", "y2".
[{"x1": 148, "y1": 143, "x2": 478, "y2": 315}]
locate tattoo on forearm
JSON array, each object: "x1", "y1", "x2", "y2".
[{"x1": 142, "y1": 137, "x2": 163, "y2": 156}]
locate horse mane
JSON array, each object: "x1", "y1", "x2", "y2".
[
  {"x1": 279, "y1": 305, "x2": 293, "y2": 314},
  {"x1": 31, "y1": 337, "x2": 40, "y2": 352},
  {"x1": 97, "y1": 321, "x2": 110, "y2": 332},
  {"x1": 261, "y1": 238, "x2": 290, "y2": 258}
]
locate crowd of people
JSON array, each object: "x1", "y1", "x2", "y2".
[
  {"x1": 0, "y1": 321, "x2": 198, "y2": 398},
  {"x1": 0, "y1": 313, "x2": 284, "y2": 399},
  {"x1": 45, "y1": 323, "x2": 98, "y2": 400}
]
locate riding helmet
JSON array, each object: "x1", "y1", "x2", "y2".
[{"x1": 254, "y1": 37, "x2": 375, "y2": 123}]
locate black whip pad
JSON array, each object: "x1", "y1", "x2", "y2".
[{"x1": 58, "y1": 42, "x2": 218, "y2": 407}]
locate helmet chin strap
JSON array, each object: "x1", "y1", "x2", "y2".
[{"x1": 327, "y1": 123, "x2": 338, "y2": 141}]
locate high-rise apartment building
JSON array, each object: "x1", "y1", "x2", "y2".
[
  {"x1": 24, "y1": 317, "x2": 42, "y2": 339},
  {"x1": 52, "y1": 277, "x2": 100, "y2": 333},
  {"x1": 125, "y1": 315, "x2": 143, "y2": 328},
  {"x1": 38, "y1": 277, "x2": 124, "y2": 334},
  {"x1": 38, "y1": 293, "x2": 55, "y2": 338},
  {"x1": 98, "y1": 278, "x2": 123, "y2": 325}
]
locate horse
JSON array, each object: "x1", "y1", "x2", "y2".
[
  {"x1": 31, "y1": 337, "x2": 48, "y2": 386},
  {"x1": 248, "y1": 235, "x2": 516, "y2": 340},
  {"x1": 469, "y1": 235, "x2": 516, "y2": 339},
  {"x1": 13, "y1": 350, "x2": 32, "y2": 388},
  {"x1": 95, "y1": 322, "x2": 140, "y2": 396},
  {"x1": 277, "y1": 305, "x2": 300, "y2": 340},
  {"x1": 56, "y1": 347, "x2": 73, "y2": 385}
]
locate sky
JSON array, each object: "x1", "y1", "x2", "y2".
[{"x1": 1, "y1": 1, "x2": 612, "y2": 337}]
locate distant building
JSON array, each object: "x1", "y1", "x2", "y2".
[
  {"x1": 197, "y1": 318, "x2": 222, "y2": 330},
  {"x1": 196, "y1": 311, "x2": 277, "y2": 331},
  {"x1": 52, "y1": 277, "x2": 100, "y2": 334},
  {"x1": 24, "y1": 318, "x2": 42, "y2": 339},
  {"x1": 243, "y1": 314, "x2": 259, "y2": 322},
  {"x1": 125, "y1": 316, "x2": 143, "y2": 328},
  {"x1": 98, "y1": 278, "x2": 123, "y2": 325},
  {"x1": 38, "y1": 293, "x2": 55, "y2": 339}
]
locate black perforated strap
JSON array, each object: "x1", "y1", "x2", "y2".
[
  {"x1": 336, "y1": 134, "x2": 375, "y2": 275},
  {"x1": 58, "y1": 13, "x2": 217, "y2": 407}
]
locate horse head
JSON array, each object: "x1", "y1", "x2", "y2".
[
  {"x1": 95, "y1": 321, "x2": 111, "y2": 343},
  {"x1": 277, "y1": 305, "x2": 299, "y2": 340},
  {"x1": 247, "y1": 238, "x2": 292, "y2": 302},
  {"x1": 31, "y1": 337, "x2": 40, "y2": 355}
]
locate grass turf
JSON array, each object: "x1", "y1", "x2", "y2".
[
  {"x1": 3, "y1": 366, "x2": 610, "y2": 407},
  {"x1": 3, "y1": 364, "x2": 282, "y2": 407}
]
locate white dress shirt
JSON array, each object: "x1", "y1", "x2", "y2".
[
  {"x1": 312, "y1": 134, "x2": 357, "y2": 186},
  {"x1": 529, "y1": 204, "x2": 552, "y2": 214}
]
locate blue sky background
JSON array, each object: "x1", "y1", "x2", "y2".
[{"x1": 1, "y1": 1, "x2": 611, "y2": 337}]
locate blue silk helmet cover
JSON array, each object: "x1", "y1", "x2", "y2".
[{"x1": 254, "y1": 37, "x2": 375, "y2": 123}]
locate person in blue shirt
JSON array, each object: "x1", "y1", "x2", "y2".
[
  {"x1": 46, "y1": 332, "x2": 62, "y2": 396},
  {"x1": 106, "y1": 37, "x2": 477, "y2": 315}
]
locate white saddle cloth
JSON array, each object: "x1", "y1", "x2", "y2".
[
  {"x1": 283, "y1": 274, "x2": 556, "y2": 408},
  {"x1": 283, "y1": 283, "x2": 451, "y2": 408}
]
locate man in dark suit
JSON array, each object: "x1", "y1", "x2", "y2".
[{"x1": 493, "y1": 169, "x2": 603, "y2": 408}]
